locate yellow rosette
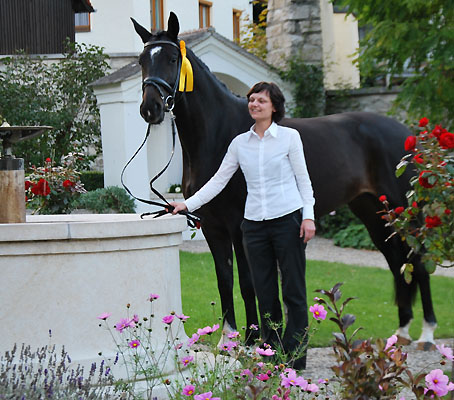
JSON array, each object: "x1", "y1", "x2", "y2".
[{"x1": 179, "y1": 40, "x2": 193, "y2": 92}]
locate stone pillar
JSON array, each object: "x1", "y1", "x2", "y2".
[
  {"x1": 0, "y1": 158, "x2": 25, "y2": 223},
  {"x1": 266, "y1": 0, "x2": 323, "y2": 69}
]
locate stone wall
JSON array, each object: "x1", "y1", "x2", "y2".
[
  {"x1": 326, "y1": 86, "x2": 406, "y2": 120},
  {"x1": 266, "y1": 0, "x2": 323, "y2": 68}
]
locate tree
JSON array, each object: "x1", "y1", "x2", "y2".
[
  {"x1": 0, "y1": 40, "x2": 110, "y2": 169},
  {"x1": 338, "y1": 0, "x2": 454, "y2": 127}
]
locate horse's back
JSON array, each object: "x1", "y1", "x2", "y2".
[{"x1": 282, "y1": 112, "x2": 412, "y2": 215}]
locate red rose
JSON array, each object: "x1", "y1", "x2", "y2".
[
  {"x1": 404, "y1": 135, "x2": 417, "y2": 151},
  {"x1": 394, "y1": 206, "x2": 405, "y2": 214},
  {"x1": 413, "y1": 153, "x2": 424, "y2": 164},
  {"x1": 45, "y1": 157, "x2": 51, "y2": 163},
  {"x1": 445, "y1": 209, "x2": 452, "y2": 215},
  {"x1": 425, "y1": 216, "x2": 442, "y2": 228},
  {"x1": 418, "y1": 170, "x2": 437, "y2": 188},
  {"x1": 25, "y1": 180, "x2": 32, "y2": 190},
  {"x1": 438, "y1": 132, "x2": 454, "y2": 149},
  {"x1": 379, "y1": 195, "x2": 387, "y2": 202},
  {"x1": 431, "y1": 124, "x2": 446, "y2": 138},
  {"x1": 31, "y1": 178, "x2": 51, "y2": 196},
  {"x1": 418, "y1": 117, "x2": 429, "y2": 127},
  {"x1": 412, "y1": 201, "x2": 418, "y2": 208},
  {"x1": 63, "y1": 179, "x2": 75, "y2": 188}
]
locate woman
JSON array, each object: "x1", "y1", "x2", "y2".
[{"x1": 171, "y1": 82, "x2": 315, "y2": 369}]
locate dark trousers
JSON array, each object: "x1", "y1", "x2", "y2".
[{"x1": 241, "y1": 210, "x2": 308, "y2": 369}]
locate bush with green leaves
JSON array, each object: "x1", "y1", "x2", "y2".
[
  {"x1": 0, "y1": 40, "x2": 109, "y2": 169},
  {"x1": 75, "y1": 186, "x2": 136, "y2": 214},
  {"x1": 332, "y1": 223, "x2": 376, "y2": 250},
  {"x1": 80, "y1": 170, "x2": 105, "y2": 191}
]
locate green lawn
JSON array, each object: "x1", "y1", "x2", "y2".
[{"x1": 180, "y1": 251, "x2": 454, "y2": 348}]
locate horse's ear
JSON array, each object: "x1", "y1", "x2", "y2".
[
  {"x1": 167, "y1": 12, "x2": 180, "y2": 41},
  {"x1": 131, "y1": 17, "x2": 152, "y2": 44}
]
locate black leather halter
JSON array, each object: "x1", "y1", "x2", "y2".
[{"x1": 120, "y1": 39, "x2": 200, "y2": 228}]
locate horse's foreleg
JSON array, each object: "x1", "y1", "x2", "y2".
[
  {"x1": 232, "y1": 231, "x2": 259, "y2": 345},
  {"x1": 202, "y1": 226, "x2": 236, "y2": 342}
]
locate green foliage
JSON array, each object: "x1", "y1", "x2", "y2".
[
  {"x1": 381, "y1": 119, "x2": 454, "y2": 269},
  {"x1": 316, "y1": 205, "x2": 359, "y2": 238},
  {"x1": 80, "y1": 170, "x2": 104, "y2": 191},
  {"x1": 278, "y1": 57, "x2": 325, "y2": 118},
  {"x1": 0, "y1": 40, "x2": 110, "y2": 169},
  {"x1": 338, "y1": 0, "x2": 454, "y2": 127},
  {"x1": 239, "y1": 0, "x2": 268, "y2": 61},
  {"x1": 75, "y1": 186, "x2": 136, "y2": 214},
  {"x1": 333, "y1": 224, "x2": 376, "y2": 250},
  {"x1": 0, "y1": 343, "x2": 113, "y2": 398}
]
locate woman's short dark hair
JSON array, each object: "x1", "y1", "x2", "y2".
[{"x1": 247, "y1": 81, "x2": 286, "y2": 122}]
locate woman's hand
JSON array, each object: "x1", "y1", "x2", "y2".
[
  {"x1": 168, "y1": 201, "x2": 188, "y2": 214},
  {"x1": 300, "y1": 219, "x2": 316, "y2": 243}
]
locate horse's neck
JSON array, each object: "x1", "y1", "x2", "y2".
[{"x1": 174, "y1": 54, "x2": 250, "y2": 176}]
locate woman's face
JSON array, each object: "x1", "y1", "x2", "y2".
[{"x1": 248, "y1": 90, "x2": 275, "y2": 123}]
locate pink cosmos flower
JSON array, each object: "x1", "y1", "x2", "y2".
[
  {"x1": 306, "y1": 383, "x2": 319, "y2": 393},
  {"x1": 175, "y1": 343, "x2": 183, "y2": 350},
  {"x1": 249, "y1": 324, "x2": 259, "y2": 330},
  {"x1": 256, "y1": 347, "x2": 276, "y2": 356},
  {"x1": 128, "y1": 340, "x2": 140, "y2": 349},
  {"x1": 241, "y1": 369, "x2": 254, "y2": 382},
  {"x1": 309, "y1": 304, "x2": 327, "y2": 320},
  {"x1": 182, "y1": 384, "x2": 195, "y2": 396},
  {"x1": 257, "y1": 373, "x2": 270, "y2": 381},
  {"x1": 194, "y1": 391, "x2": 220, "y2": 400},
  {"x1": 180, "y1": 356, "x2": 194, "y2": 366},
  {"x1": 187, "y1": 333, "x2": 200, "y2": 347},
  {"x1": 197, "y1": 324, "x2": 220, "y2": 336},
  {"x1": 149, "y1": 293, "x2": 160, "y2": 301},
  {"x1": 97, "y1": 312, "x2": 111, "y2": 320},
  {"x1": 132, "y1": 314, "x2": 139, "y2": 323},
  {"x1": 385, "y1": 334, "x2": 398, "y2": 350},
  {"x1": 436, "y1": 344, "x2": 454, "y2": 360},
  {"x1": 228, "y1": 331, "x2": 240, "y2": 339},
  {"x1": 176, "y1": 313, "x2": 190, "y2": 322},
  {"x1": 162, "y1": 315, "x2": 175, "y2": 324},
  {"x1": 280, "y1": 369, "x2": 307, "y2": 388},
  {"x1": 425, "y1": 369, "x2": 449, "y2": 396},
  {"x1": 318, "y1": 378, "x2": 329, "y2": 384},
  {"x1": 219, "y1": 341, "x2": 238, "y2": 352},
  {"x1": 256, "y1": 362, "x2": 265, "y2": 368},
  {"x1": 115, "y1": 318, "x2": 130, "y2": 333}
]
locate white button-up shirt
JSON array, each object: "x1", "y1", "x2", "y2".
[{"x1": 185, "y1": 122, "x2": 315, "y2": 221}]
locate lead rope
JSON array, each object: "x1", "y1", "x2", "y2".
[{"x1": 120, "y1": 112, "x2": 201, "y2": 228}]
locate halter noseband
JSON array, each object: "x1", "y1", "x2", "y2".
[{"x1": 142, "y1": 40, "x2": 182, "y2": 112}]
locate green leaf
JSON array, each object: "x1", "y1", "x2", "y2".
[
  {"x1": 395, "y1": 161, "x2": 408, "y2": 177},
  {"x1": 424, "y1": 259, "x2": 436, "y2": 274}
]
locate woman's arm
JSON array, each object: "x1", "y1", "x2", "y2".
[{"x1": 170, "y1": 139, "x2": 240, "y2": 214}]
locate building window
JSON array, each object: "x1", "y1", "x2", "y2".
[
  {"x1": 199, "y1": 1, "x2": 212, "y2": 28},
  {"x1": 75, "y1": 12, "x2": 90, "y2": 32},
  {"x1": 151, "y1": 0, "x2": 164, "y2": 31},
  {"x1": 233, "y1": 9, "x2": 241, "y2": 41}
]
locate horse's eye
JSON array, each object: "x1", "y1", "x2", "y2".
[{"x1": 171, "y1": 57, "x2": 178, "y2": 64}]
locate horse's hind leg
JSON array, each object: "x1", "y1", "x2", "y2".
[{"x1": 348, "y1": 193, "x2": 436, "y2": 344}]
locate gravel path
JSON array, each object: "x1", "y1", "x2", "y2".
[{"x1": 179, "y1": 237, "x2": 454, "y2": 394}]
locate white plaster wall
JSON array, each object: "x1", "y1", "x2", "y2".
[
  {"x1": 76, "y1": 0, "x2": 252, "y2": 53},
  {"x1": 319, "y1": 0, "x2": 360, "y2": 90}
]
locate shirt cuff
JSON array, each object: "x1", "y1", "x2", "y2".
[{"x1": 302, "y1": 207, "x2": 314, "y2": 221}]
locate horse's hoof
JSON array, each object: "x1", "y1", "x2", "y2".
[
  {"x1": 416, "y1": 341, "x2": 436, "y2": 351},
  {"x1": 396, "y1": 336, "x2": 412, "y2": 345}
]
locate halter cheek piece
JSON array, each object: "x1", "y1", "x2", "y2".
[
  {"x1": 121, "y1": 39, "x2": 201, "y2": 228},
  {"x1": 141, "y1": 40, "x2": 182, "y2": 112}
]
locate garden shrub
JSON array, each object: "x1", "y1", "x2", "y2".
[
  {"x1": 75, "y1": 186, "x2": 136, "y2": 214},
  {"x1": 80, "y1": 170, "x2": 104, "y2": 191},
  {"x1": 332, "y1": 223, "x2": 376, "y2": 250}
]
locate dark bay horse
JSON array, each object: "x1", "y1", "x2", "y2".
[{"x1": 132, "y1": 13, "x2": 437, "y2": 346}]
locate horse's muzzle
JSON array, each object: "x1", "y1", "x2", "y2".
[{"x1": 140, "y1": 98, "x2": 165, "y2": 124}]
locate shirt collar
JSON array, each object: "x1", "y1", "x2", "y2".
[{"x1": 248, "y1": 121, "x2": 278, "y2": 140}]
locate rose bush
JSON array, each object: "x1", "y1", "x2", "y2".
[
  {"x1": 25, "y1": 153, "x2": 86, "y2": 214},
  {"x1": 380, "y1": 118, "x2": 454, "y2": 272}
]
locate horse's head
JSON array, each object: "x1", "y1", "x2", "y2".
[{"x1": 132, "y1": 13, "x2": 182, "y2": 124}]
